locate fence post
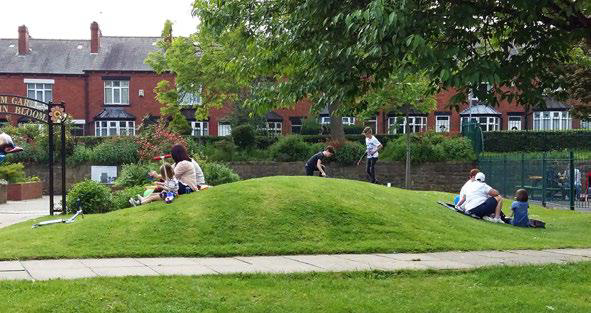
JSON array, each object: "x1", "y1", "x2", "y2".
[
  {"x1": 503, "y1": 155, "x2": 508, "y2": 196},
  {"x1": 542, "y1": 152, "x2": 547, "y2": 207},
  {"x1": 570, "y1": 151, "x2": 575, "y2": 210},
  {"x1": 521, "y1": 152, "x2": 525, "y2": 188}
]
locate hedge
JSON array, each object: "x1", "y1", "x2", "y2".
[{"x1": 483, "y1": 130, "x2": 591, "y2": 152}]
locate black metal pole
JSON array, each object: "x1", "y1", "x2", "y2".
[
  {"x1": 542, "y1": 152, "x2": 547, "y2": 207},
  {"x1": 48, "y1": 103, "x2": 54, "y2": 216},
  {"x1": 61, "y1": 112, "x2": 67, "y2": 214}
]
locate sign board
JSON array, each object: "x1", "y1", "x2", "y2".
[{"x1": 91, "y1": 166, "x2": 118, "y2": 184}]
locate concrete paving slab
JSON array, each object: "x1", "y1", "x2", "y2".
[
  {"x1": 0, "y1": 196, "x2": 61, "y2": 229},
  {"x1": 92, "y1": 266, "x2": 158, "y2": 277},
  {"x1": 28, "y1": 268, "x2": 97, "y2": 280},
  {"x1": 81, "y1": 258, "x2": 144, "y2": 268},
  {"x1": 149, "y1": 265, "x2": 217, "y2": 276},
  {"x1": 426, "y1": 252, "x2": 505, "y2": 267},
  {"x1": 236, "y1": 256, "x2": 321, "y2": 273},
  {"x1": 471, "y1": 251, "x2": 524, "y2": 259},
  {"x1": 418, "y1": 260, "x2": 477, "y2": 270},
  {"x1": 545, "y1": 249, "x2": 591, "y2": 258},
  {"x1": 0, "y1": 271, "x2": 31, "y2": 281},
  {"x1": 136, "y1": 257, "x2": 200, "y2": 266},
  {"x1": 21, "y1": 259, "x2": 86, "y2": 270},
  {"x1": 0, "y1": 261, "x2": 24, "y2": 271},
  {"x1": 336, "y1": 254, "x2": 427, "y2": 270},
  {"x1": 285, "y1": 255, "x2": 372, "y2": 271},
  {"x1": 376, "y1": 253, "x2": 441, "y2": 262},
  {"x1": 508, "y1": 250, "x2": 569, "y2": 259}
]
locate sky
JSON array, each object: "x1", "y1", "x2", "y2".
[{"x1": 0, "y1": 0, "x2": 199, "y2": 39}]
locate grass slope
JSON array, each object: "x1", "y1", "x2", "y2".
[
  {"x1": 2, "y1": 263, "x2": 591, "y2": 312},
  {"x1": 0, "y1": 176, "x2": 590, "y2": 260}
]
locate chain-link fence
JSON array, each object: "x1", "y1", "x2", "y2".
[{"x1": 479, "y1": 151, "x2": 589, "y2": 210}]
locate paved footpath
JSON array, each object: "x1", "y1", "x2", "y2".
[
  {"x1": 1, "y1": 248, "x2": 590, "y2": 281},
  {"x1": 0, "y1": 196, "x2": 59, "y2": 229}
]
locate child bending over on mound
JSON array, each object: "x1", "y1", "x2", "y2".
[
  {"x1": 305, "y1": 146, "x2": 335, "y2": 177},
  {"x1": 130, "y1": 163, "x2": 178, "y2": 206}
]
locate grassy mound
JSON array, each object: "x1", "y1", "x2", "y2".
[
  {"x1": 2, "y1": 263, "x2": 591, "y2": 312},
  {"x1": 0, "y1": 176, "x2": 590, "y2": 260}
]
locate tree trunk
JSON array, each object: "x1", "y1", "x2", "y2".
[{"x1": 328, "y1": 102, "x2": 345, "y2": 142}]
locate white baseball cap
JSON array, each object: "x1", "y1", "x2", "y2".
[{"x1": 475, "y1": 172, "x2": 485, "y2": 182}]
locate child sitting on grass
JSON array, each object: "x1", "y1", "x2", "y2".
[
  {"x1": 510, "y1": 189, "x2": 529, "y2": 227},
  {"x1": 130, "y1": 163, "x2": 178, "y2": 206}
]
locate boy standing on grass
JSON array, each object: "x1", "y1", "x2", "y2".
[
  {"x1": 305, "y1": 146, "x2": 335, "y2": 177},
  {"x1": 357, "y1": 127, "x2": 382, "y2": 184}
]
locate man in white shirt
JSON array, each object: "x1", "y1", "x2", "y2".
[
  {"x1": 457, "y1": 169, "x2": 480, "y2": 211},
  {"x1": 357, "y1": 127, "x2": 382, "y2": 184},
  {"x1": 459, "y1": 172, "x2": 505, "y2": 223}
]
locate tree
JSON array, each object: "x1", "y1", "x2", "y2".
[{"x1": 194, "y1": 0, "x2": 591, "y2": 118}]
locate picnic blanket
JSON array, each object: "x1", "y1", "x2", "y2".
[{"x1": 437, "y1": 201, "x2": 546, "y2": 228}]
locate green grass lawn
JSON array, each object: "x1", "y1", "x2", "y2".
[
  {"x1": 2, "y1": 263, "x2": 591, "y2": 312},
  {"x1": 0, "y1": 176, "x2": 590, "y2": 260}
]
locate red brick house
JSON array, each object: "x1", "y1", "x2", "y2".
[{"x1": 0, "y1": 23, "x2": 584, "y2": 137}]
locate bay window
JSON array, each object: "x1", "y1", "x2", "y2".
[{"x1": 533, "y1": 111, "x2": 571, "y2": 130}]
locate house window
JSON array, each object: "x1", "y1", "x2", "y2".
[
  {"x1": 71, "y1": 119, "x2": 85, "y2": 136},
  {"x1": 388, "y1": 116, "x2": 427, "y2": 134},
  {"x1": 218, "y1": 122, "x2": 231, "y2": 136},
  {"x1": 508, "y1": 116, "x2": 522, "y2": 131},
  {"x1": 191, "y1": 121, "x2": 209, "y2": 137},
  {"x1": 533, "y1": 111, "x2": 571, "y2": 130},
  {"x1": 95, "y1": 120, "x2": 135, "y2": 136},
  {"x1": 26, "y1": 83, "x2": 53, "y2": 103},
  {"x1": 104, "y1": 80, "x2": 129, "y2": 105},
  {"x1": 179, "y1": 89, "x2": 202, "y2": 106},
  {"x1": 265, "y1": 122, "x2": 282, "y2": 136},
  {"x1": 581, "y1": 120, "x2": 591, "y2": 129},
  {"x1": 342, "y1": 117, "x2": 356, "y2": 125},
  {"x1": 436, "y1": 116, "x2": 450, "y2": 133},
  {"x1": 364, "y1": 117, "x2": 378, "y2": 133},
  {"x1": 461, "y1": 116, "x2": 500, "y2": 132},
  {"x1": 468, "y1": 83, "x2": 491, "y2": 106},
  {"x1": 290, "y1": 118, "x2": 302, "y2": 134},
  {"x1": 320, "y1": 116, "x2": 331, "y2": 125}
]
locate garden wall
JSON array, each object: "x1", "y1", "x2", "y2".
[{"x1": 27, "y1": 162, "x2": 475, "y2": 195}]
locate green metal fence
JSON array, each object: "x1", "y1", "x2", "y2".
[{"x1": 479, "y1": 151, "x2": 589, "y2": 210}]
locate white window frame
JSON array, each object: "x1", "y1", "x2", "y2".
[
  {"x1": 95, "y1": 120, "x2": 135, "y2": 137},
  {"x1": 218, "y1": 122, "x2": 232, "y2": 137},
  {"x1": 468, "y1": 83, "x2": 492, "y2": 106},
  {"x1": 179, "y1": 86, "x2": 203, "y2": 106},
  {"x1": 435, "y1": 115, "x2": 450, "y2": 133},
  {"x1": 533, "y1": 111, "x2": 571, "y2": 131},
  {"x1": 342, "y1": 117, "x2": 356, "y2": 125},
  {"x1": 71, "y1": 119, "x2": 86, "y2": 136},
  {"x1": 104, "y1": 80, "x2": 130, "y2": 105},
  {"x1": 191, "y1": 121, "x2": 209, "y2": 137},
  {"x1": 508, "y1": 116, "x2": 522, "y2": 131},
  {"x1": 290, "y1": 118, "x2": 303, "y2": 134},
  {"x1": 320, "y1": 116, "x2": 331, "y2": 125},
  {"x1": 461, "y1": 116, "x2": 500, "y2": 132},
  {"x1": 264, "y1": 121, "x2": 282, "y2": 136},
  {"x1": 364, "y1": 117, "x2": 378, "y2": 134},
  {"x1": 26, "y1": 82, "x2": 53, "y2": 103},
  {"x1": 581, "y1": 119, "x2": 591, "y2": 129},
  {"x1": 388, "y1": 116, "x2": 427, "y2": 134}
]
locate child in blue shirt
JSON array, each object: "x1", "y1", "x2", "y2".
[{"x1": 511, "y1": 189, "x2": 529, "y2": 227}]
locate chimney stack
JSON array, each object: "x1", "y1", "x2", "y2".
[
  {"x1": 90, "y1": 21, "x2": 101, "y2": 53},
  {"x1": 18, "y1": 25, "x2": 30, "y2": 55}
]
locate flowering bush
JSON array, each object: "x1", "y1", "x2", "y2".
[{"x1": 136, "y1": 121, "x2": 188, "y2": 161}]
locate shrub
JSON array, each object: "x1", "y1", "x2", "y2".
[
  {"x1": 269, "y1": 136, "x2": 311, "y2": 162},
  {"x1": 483, "y1": 130, "x2": 591, "y2": 152},
  {"x1": 255, "y1": 136, "x2": 278, "y2": 149},
  {"x1": 114, "y1": 163, "x2": 154, "y2": 188},
  {"x1": 74, "y1": 136, "x2": 108, "y2": 147},
  {"x1": 381, "y1": 133, "x2": 475, "y2": 163},
  {"x1": 136, "y1": 121, "x2": 188, "y2": 161},
  {"x1": 343, "y1": 125, "x2": 365, "y2": 135},
  {"x1": 112, "y1": 185, "x2": 146, "y2": 210},
  {"x1": 0, "y1": 163, "x2": 26, "y2": 183},
  {"x1": 91, "y1": 137, "x2": 140, "y2": 165},
  {"x1": 300, "y1": 118, "x2": 322, "y2": 135},
  {"x1": 232, "y1": 124, "x2": 257, "y2": 149},
  {"x1": 66, "y1": 180, "x2": 113, "y2": 214},
  {"x1": 206, "y1": 139, "x2": 237, "y2": 162},
  {"x1": 334, "y1": 141, "x2": 366, "y2": 165},
  {"x1": 68, "y1": 145, "x2": 93, "y2": 165},
  {"x1": 202, "y1": 162, "x2": 240, "y2": 186},
  {"x1": 440, "y1": 137, "x2": 477, "y2": 161}
]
